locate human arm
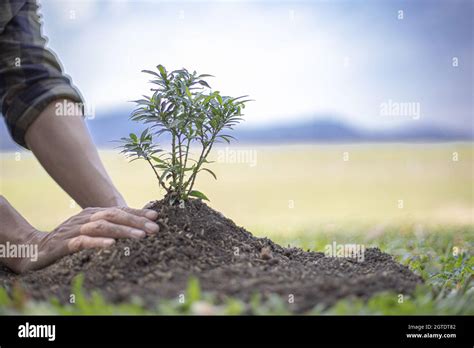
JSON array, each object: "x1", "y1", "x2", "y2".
[
  {"x1": 24, "y1": 100, "x2": 126, "y2": 208},
  {"x1": 0, "y1": 195, "x2": 159, "y2": 274},
  {"x1": 0, "y1": 1, "x2": 124, "y2": 208}
]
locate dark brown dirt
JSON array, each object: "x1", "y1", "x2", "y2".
[{"x1": 0, "y1": 199, "x2": 422, "y2": 312}]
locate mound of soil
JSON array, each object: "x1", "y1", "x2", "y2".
[{"x1": 0, "y1": 199, "x2": 422, "y2": 312}]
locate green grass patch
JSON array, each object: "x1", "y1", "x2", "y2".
[{"x1": 1, "y1": 225, "x2": 472, "y2": 315}]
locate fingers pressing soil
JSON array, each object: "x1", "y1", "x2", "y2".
[{"x1": 0, "y1": 199, "x2": 422, "y2": 312}]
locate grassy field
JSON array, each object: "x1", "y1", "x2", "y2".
[
  {"x1": 1, "y1": 143, "x2": 472, "y2": 232},
  {"x1": 0, "y1": 143, "x2": 473, "y2": 314}
]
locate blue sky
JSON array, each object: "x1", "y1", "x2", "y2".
[{"x1": 37, "y1": 0, "x2": 472, "y2": 131}]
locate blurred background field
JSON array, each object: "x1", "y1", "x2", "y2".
[
  {"x1": 1, "y1": 143, "x2": 472, "y2": 237},
  {"x1": 1, "y1": 142, "x2": 473, "y2": 315}
]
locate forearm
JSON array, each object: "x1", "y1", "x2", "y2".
[
  {"x1": 24, "y1": 99, "x2": 126, "y2": 208},
  {"x1": 0, "y1": 196, "x2": 38, "y2": 272}
]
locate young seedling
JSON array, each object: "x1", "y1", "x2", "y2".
[{"x1": 119, "y1": 64, "x2": 250, "y2": 204}]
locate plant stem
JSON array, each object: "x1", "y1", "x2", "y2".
[
  {"x1": 184, "y1": 143, "x2": 206, "y2": 192},
  {"x1": 177, "y1": 133, "x2": 184, "y2": 197},
  {"x1": 145, "y1": 156, "x2": 168, "y2": 193},
  {"x1": 179, "y1": 137, "x2": 193, "y2": 197},
  {"x1": 171, "y1": 132, "x2": 177, "y2": 187},
  {"x1": 186, "y1": 133, "x2": 217, "y2": 194},
  {"x1": 182, "y1": 138, "x2": 191, "y2": 174}
]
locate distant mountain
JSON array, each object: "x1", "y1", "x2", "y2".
[
  {"x1": 234, "y1": 118, "x2": 472, "y2": 144},
  {"x1": 236, "y1": 118, "x2": 363, "y2": 143},
  {"x1": 0, "y1": 109, "x2": 472, "y2": 151},
  {"x1": 85, "y1": 109, "x2": 473, "y2": 146}
]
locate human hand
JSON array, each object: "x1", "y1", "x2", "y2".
[{"x1": 13, "y1": 206, "x2": 159, "y2": 273}]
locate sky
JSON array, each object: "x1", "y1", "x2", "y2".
[{"x1": 37, "y1": 0, "x2": 473, "y2": 131}]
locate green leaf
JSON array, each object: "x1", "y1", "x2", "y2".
[
  {"x1": 150, "y1": 155, "x2": 165, "y2": 164},
  {"x1": 157, "y1": 64, "x2": 167, "y2": 78},
  {"x1": 185, "y1": 86, "x2": 192, "y2": 98},
  {"x1": 203, "y1": 95, "x2": 214, "y2": 104},
  {"x1": 219, "y1": 134, "x2": 236, "y2": 143},
  {"x1": 197, "y1": 80, "x2": 211, "y2": 88},
  {"x1": 196, "y1": 74, "x2": 214, "y2": 79},
  {"x1": 142, "y1": 69, "x2": 160, "y2": 77},
  {"x1": 129, "y1": 133, "x2": 138, "y2": 143},
  {"x1": 159, "y1": 169, "x2": 172, "y2": 183},
  {"x1": 200, "y1": 167, "x2": 217, "y2": 180},
  {"x1": 188, "y1": 190, "x2": 209, "y2": 201},
  {"x1": 140, "y1": 129, "x2": 149, "y2": 142}
]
